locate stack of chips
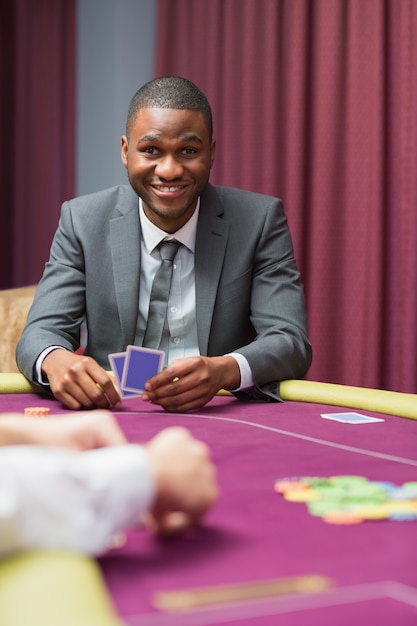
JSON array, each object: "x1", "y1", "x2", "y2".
[{"x1": 274, "y1": 476, "x2": 417, "y2": 524}]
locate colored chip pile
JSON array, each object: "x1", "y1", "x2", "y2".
[{"x1": 274, "y1": 476, "x2": 417, "y2": 524}]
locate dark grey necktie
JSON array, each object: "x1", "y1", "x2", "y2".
[{"x1": 142, "y1": 240, "x2": 181, "y2": 350}]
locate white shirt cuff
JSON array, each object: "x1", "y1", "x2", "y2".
[
  {"x1": 228, "y1": 352, "x2": 254, "y2": 391},
  {"x1": 35, "y1": 346, "x2": 67, "y2": 385}
]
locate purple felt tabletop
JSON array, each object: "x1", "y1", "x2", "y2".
[{"x1": 2, "y1": 393, "x2": 417, "y2": 625}]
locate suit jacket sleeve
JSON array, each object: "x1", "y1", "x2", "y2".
[{"x1": 16, "y1": 185, "x2": 141, "y2": 383}]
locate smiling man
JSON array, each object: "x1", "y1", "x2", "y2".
[{"x1": 17, "y1": 76, "x2": 312, "y2": 412}]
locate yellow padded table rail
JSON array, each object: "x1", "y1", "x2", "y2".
[
  {"x1": 1, "y1": 373, "x2": 415, "y2": 419},
  {"x1": 0, "y1": 373, "x2": 44, "y2": 394},
  {"x1": 279, "y1": 379, "x2": 417, "y2": 420},
  {"x1": 0, "y1": 551, "x2": 124, "y2": 626}
]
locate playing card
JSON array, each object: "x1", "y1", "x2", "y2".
[
  {"x1": 121, "y1": 345, "x2": 165, "y2": 393},
  {"x1": 320, "y1": 412, "x2": 384, "y2": 424},
  {"x1": 108, "y1": 351, "x2": 141, "y2": 398}
]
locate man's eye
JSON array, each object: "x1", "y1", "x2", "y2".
[
  {"x1": 143, "y1": 147, "x2": 159, "y2": 155},
  {"x1": 183, "y1": 147, "x2": 197, "y2": 155}
]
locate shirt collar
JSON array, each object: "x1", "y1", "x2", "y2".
[{"x1": 139, "y1": 197, "x2": 199, "y2": 254}]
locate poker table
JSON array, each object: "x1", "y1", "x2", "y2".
[{"x1": 0, "y1": 375, "x2": 416, "y2": 626}]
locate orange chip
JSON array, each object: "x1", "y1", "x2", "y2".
[
  {"x1": 24, "y1": 407, "x2": 51, "y2": 416},
  {"x1": 274, "y1": 480, "x2": 308, "y2": 494},
  {"x1": 323, "y1": 510, "x2": 363, "y2": 525}
]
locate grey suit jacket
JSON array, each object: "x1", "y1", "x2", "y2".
[{"x1": 17, "y1": 184, "x2": 312, "y2": 402}]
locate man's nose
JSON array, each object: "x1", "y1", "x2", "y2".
[{"x1": 155, "y1": 155, "x2": 183, "y2": 179}]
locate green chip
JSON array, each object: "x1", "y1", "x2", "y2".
[
  {"x1": 308, "y1": 501, "x2": 344, "y2": 516},
  {"x1": 345, "y1": 484, "x2": 387, "y2": 500},
  {"x1": 302, "y1": 477, "x2": 331, "y2": 488},
  {"x1": 329, "y1": 476, "x2": 368, "y2": 486},
  {"x1": 402, "y1": 481, "x2": 417, "y2": 489}
]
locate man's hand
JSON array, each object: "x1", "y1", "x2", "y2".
[
  {"x1": 141, "y1": 355, "x2": 240, "y2": 412},
  {"x1": 0, "y1": 411, "x2": 126, "y2": 449},
  {"x1": 42, "y1": 349, "x2": 121, "y2": 410},
  {"x1": 145, "y1": 426, "x2": 219, "y2": 534}
]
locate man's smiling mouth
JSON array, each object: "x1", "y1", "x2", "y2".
[{"x1": 152, "y1": 185, "x2": 186, "y2": 193}]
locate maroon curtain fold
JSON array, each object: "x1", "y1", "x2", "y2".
[
  {"x1": 0, "y1": 0, "x2": 75, "y2": 289},
  {"x1": 155, "y1": 0, "x2": 417, "y2": 394}
]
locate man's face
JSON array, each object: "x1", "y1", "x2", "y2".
[{"x1": 121, "y1": 108, "x2": 216, "y2": 233}]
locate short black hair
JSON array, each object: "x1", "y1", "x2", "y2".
[{"x1": 126, "y1": 76, "x2": 213, "y2": 139}]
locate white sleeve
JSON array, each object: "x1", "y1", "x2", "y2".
[{"x1": 0, "y1": 444, "x2": 155, "y2": 556}]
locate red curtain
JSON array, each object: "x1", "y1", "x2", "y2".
[
  {"x1": 155, "y1": 0, "x2": 417, "y2": 394},
  {"x1": 0, "y1": 0, "x2": 75, "y2": 289}
]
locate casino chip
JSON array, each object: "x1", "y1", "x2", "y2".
[
  {"x1": 274, "y1": 476, "x2": 417, "y2": 524},
  {"x1": 24, "y1": 407, "x2": 51, "y2": 416}
]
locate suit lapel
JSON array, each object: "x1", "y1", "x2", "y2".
[
  {"x1": 109, "y1": 195, "x2": 141, "y2": 347},
  {"x1": 195, "y1": 185, "x2": 229, "y2": 354}
]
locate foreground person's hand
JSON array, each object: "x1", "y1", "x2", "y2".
[{"x1": 144, "y1": 426, "x2": 219, "y2": 534}]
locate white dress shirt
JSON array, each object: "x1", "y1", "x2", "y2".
[{"x1": 0, "y1": 444, "x2": 155, "y2": 556}]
